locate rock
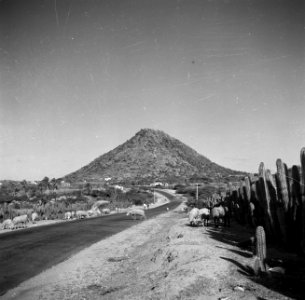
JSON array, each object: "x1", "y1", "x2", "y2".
[
  {"x1": 268, "y1": 266, "x2": 285, "y2": 275},
  {"x1": 233, "y1": 286, "x2": 245, "y2": 292}
]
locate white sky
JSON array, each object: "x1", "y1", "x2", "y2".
[{"x1": 1, "y1": 0, "x2": 304, "y2": 180}]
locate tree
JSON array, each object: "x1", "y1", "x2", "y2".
[
  {"x1": 83, "y1": 182, "x2": 92, "y2": 195},
  {"x1": 41, "y1": 177, "x2": 50, "y2": 191},
  {"x1": 50, "y1": 178, "x2": 58, "y2": 200},
  {"x1": 21, "y1": 180, "x2": 29, "y2": 198},
  {"x1": 6, "y1": 181, "x2": 19, "y2": 198},
  {"x1": 37, "y1": 182, "x2": 45, "y2": 202}
]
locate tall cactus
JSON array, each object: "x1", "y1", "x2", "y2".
[
  {"x1": 285, "y1": 163, "x2": 292, "y2": 213},
  {"x1": 285, "y1": 163, "x2": 294, "y2": 246},
  {"x1": 227, "y1": 182, "x2": 233, "y2": 195},
  {"x1": 244, "y1": 176, "x2": 252, "y2": 226},
  {"x1": 253, "y1": 226, "x2": 267, "y2": 273},
  {"x1": 239, "y1": 180, "x2": 246, "y2": 224},
  {"x1": 276, "y1": 159, "x2": 290, "y2": 211},
  {"x1": 291, "y1": 165, "x2": 302, "y2": 251},
  {"x1": 265, "y1": 169, "x2": 281, "y2": 241},
  {"x1": 244, "y1": 177, "x2": 251, "y2": 203},
  {"x1": 300, "y1": 148, "x2": 305, "y2": 253},
  {"x1": 254, "y1": 180, "x2": 264, "y2": 226},
  {"x1": 276, "y1": 159, "x2": 290, "y2": 244},
  {"x1": 258, "y1": 162, "x2": 274, "y2": 238},
  {"x1": 249, "y1": 181, "x2": 260, "y2": 227}
]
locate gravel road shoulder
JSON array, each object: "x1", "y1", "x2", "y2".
[{"x1": 2, "y1": 202, "x2": 303, "y2": 300}]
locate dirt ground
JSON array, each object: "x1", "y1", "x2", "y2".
[{"x1": 2, "y1": 199, "x2": 305, "y2": 300}]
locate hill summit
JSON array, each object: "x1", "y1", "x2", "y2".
[{"x1": 65, "y1": 129, "x2": 244, "y2": 184}]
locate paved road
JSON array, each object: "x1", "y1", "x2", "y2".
[{"x1": 0, "y1": 191, "x2": 180, "y2": 296}]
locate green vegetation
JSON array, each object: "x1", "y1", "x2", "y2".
[{"x1": 174, "y1": 183, "x2": 228, "y2": 208}]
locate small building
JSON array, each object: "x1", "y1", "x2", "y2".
[
  {"x1": 113, "y1": 185, "x2": 125, "y2": 191},
  {"x1": 60, "y1": 180, "x2": 71, "y2": 188},
  {"x1": 150, "y1": 182, "x2": 168, "y2": 188}
]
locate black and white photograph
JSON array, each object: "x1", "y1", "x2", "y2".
[{"x1": 0, "y1": 0, "x2": 305, "y2": 299}]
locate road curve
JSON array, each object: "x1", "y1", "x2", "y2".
[{"x1": 0, "y1": 190, "x2": 180, "y2": 296}]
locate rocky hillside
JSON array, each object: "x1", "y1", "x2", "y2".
[{"x1": 65, "y1": 129, "x2": 245, "y2": 184}]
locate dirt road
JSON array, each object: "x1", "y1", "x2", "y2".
[{"x1": 2, "y1": 199, "x2": 304, "y2": 300}]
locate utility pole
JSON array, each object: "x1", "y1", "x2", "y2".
[
  {"x1": 196, "y1": 183, "x2": 199, "y2": 203},
  {"x1": 153, "y1": 188, "x2": 155, "y2": 204}
]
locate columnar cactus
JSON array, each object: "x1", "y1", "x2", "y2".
[
  {"x1": 254, "y1": 180, "x2": 264, "y2": 226},
  {"x1": 300, "y1": 148, "x2": 305, "y2": 252},
  {"x1": 291, "y1": 166, "x2": 301, "y2": 219},
  {"x1": 238, "y1": 180, "x2": 246, "y2": 224},
  {"x1": 244, "y1": 176, "x2": 252, "y2": 226},
  {"x1": 250, "y1": 182, "x2": 259, "y2": 227},
  {"x1": 254, "y1": 226, "x2": 267, "y2": 273},
  {"x1": 301, "y1": 148, "x2": 305, "y2": 195},
  {"x1": 258, "y1": 162, "x2": 274, "y2": 237},
  {"x1": 244, "y1": 177, "x2": 251, "y2": 203},
  {"x1": 291, "y1": 165, "x2": 302, "y2": 250},
  {"x1": 285, "y1": 163, "x2": 292, "y2": 204},
  {"x1": 265, "y1": 169, "x2": 281, "y2": 240},
  {"x1": 276, "y1": 159, "x2": 290, "y2": 244},
  {"x1": 276, "y1": 159, "x2": 290, "y2": 211},
  {"x1": 227, "y1": 182, "x2": 233, "y2": 194}
]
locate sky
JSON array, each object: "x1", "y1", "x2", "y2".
[{"x1": 0, "y1": 0, "x2": 304, "y2": 181}]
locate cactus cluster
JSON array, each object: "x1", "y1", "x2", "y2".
[{"x1": 224, "y1": 147, "x2": 305, "y2": 254}]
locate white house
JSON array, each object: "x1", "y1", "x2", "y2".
[
  {"x1": 60, "y1": 180, "x2": 71, "y2": 188},
  {"x1": 150, "y1": 182, "x2": 168, "y2": 187}
]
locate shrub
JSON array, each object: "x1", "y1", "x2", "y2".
[{"x1": 133, "y1": 199, "x2": 143, "y2": 206}]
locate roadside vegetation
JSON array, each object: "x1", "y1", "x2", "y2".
[
  {"x1": 174, "y1": 182, "x2": 229, "y2": 208},
  {"x1": 0, "y1": 178, "x2": 154, "y2": 222}
]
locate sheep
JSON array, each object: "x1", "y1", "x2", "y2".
[
  {"x1": 86, "y1": 208, "x2": 102, "y2": 217},
  {"x1": 94, "y1": 208, "x2": 102, "y2": 215},
  {"x1": 87, "y1": 209, "x2": 97, "y2": 217},
  {"x1": 13, "y1": 208, "x2": 33, "y2": 216},
  {"x1": 198, "y1": 208, "x2": 210, "y2": 226},
  {"x1": 132, "y1": 205, "x2": 144, "y2": 211},
  {"x1": 1, "y1": 219, "x2": 14, "y2": 230},
  {"x1": 126, "y1": 209, "x2": 146, "y2": 220},
  {"x1": 176, "y1": 205, "x2": 186, "y2": 213},
  {"x1": 64, "y1": 211, "x2": 72, "y2": 220},
  {"x1": 188, "y1": 208, "x2": 200, "y2": 226},
  {"x1": 86, "y1": 210, "x2": 95, "y2": 217},
  {"x1": 76, "y1": 210, "x2": 88, "y2": 219},
  {"x1": 211, "y1": 204, "x2": 230, "y2": 228},
  {"x1": 179, "y1": 203, "x2": 188, "y2": 213},
  {"x1": 102, "y1": 208, "x2": 110, "y2": 215},
  {"x1": 31, "y1": 212, "x2": 39, "y2": 223},
  {"x1": 12, "y1": 214, "x2": 29, "y2": 229}
]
